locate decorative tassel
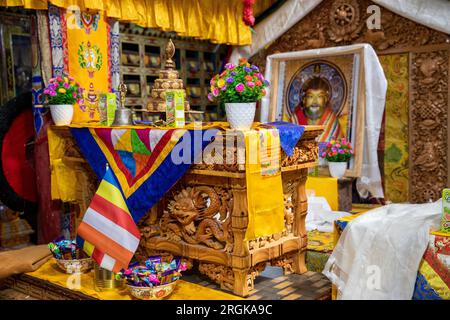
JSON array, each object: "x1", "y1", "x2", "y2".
[{"x1": 242, "y1": 0, "x2": 255, "y2": 26}]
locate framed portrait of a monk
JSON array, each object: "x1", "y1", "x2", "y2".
[{"x1": 265, "y1": 47, "x2": 365, "y2": 177}]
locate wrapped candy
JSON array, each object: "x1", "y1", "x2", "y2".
[
  {"x1": 116, "y1": 256, "x2": 188, "y2": 287},
  {"x1": 48, "y1": 239, "x2": 81, "y2": 260}
]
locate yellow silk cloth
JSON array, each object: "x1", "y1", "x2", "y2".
[
  {"x1": 1, "y1": 0, "x2": 251, "y2": 45},
  {"x1": 305, "y1": 176, "x2": 339, "y2": 211},
  {"x1": 307, "y1": 230, "x2": 334, "y2": 253},
  {"x1": 244, "y1": 129, "x2": 285, "y2": 240},
  {"x1": 48, "y1": 122, "x2": 286, "y2": 240},
  {"x1": 66, "y1": 10, "x2": 109, "y2": 123},
  {"x1": 27, "y1": 259, "x2": 242, "y2": 300},
  {"x1": 48, "y1": 126, "x2": 94, "y2": 203}
]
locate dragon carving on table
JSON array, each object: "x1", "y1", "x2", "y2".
[{"x1": 160, "y1": 186, "x2": 233, "y2": 251}]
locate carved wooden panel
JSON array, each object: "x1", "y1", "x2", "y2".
[
  {"x1": 410, "y1": 48, "x2": 449, "y2": 203},
  {"x1": 250, "y1": 0, "x2": 450, "y2": 202},
  {"x1": 137, "y1": 128, "x2": 322, "y2": 296},
  {"x1": 250, "y1": 0, "x2": 450, "y2": 71}
]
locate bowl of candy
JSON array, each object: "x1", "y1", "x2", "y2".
[
  {"x1": 48, "y1": 238, "x2": 93, "y2": 274},
  {"x1": 116, "y1": 256, "x2": 188, "y2": 300}
]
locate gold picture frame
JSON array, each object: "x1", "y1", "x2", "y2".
[{"x1": 266, "y1": 46, "x2": 366, "y2": 177}]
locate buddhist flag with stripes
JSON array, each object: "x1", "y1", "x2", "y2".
[{"x1": 76, "y1": 167, "x2": 140, "y2": 272}]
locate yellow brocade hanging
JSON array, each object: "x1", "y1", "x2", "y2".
[
  {"x1": 1, "y1": 0, "x2": 252, "y2": 46},
  {"x1": 66, "y1": 10, "x2": 109, "y2": 123},
  {"x1": 244, "y1": 129, "x2": 285, "y2": 240},
  {"x1": 379, "y1": 54, "x2": 409, "y2": 203}
]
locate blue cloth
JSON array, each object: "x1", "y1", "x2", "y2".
[
  {"x1": 412, "y1": 273, "x2": 442, "y2": 300},
  {"x1": 70, "y1": 128, "x2": 218, "y2": 223},
  {"x1": 267, "y1": 121, "x2": 305, "y2": 156}
]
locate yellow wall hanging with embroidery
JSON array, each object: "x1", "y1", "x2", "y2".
[{"x1": 66, "y1": 10, "x2": 109, "y2": 123}]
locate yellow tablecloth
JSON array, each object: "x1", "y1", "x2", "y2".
[{"x1": 27, "y1": 260, "x2": 242, "y2": 300}]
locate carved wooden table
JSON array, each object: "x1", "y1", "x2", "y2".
[{"x1": 137, "y1": 126, "x2": 323, "y2": 297}]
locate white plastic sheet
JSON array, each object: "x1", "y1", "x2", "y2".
[
  {"x1": 263, "y1": 44, "x2": 387, "y2": 199},
  {"x1": 323, "y1": 200, "x2": 442, "y2": 300}
]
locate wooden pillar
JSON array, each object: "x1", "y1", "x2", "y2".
[
  {"x1": 293, "y1": 169, "x2": 308, "y2": 274},
  {"x1": 230, "y1": 178, "x2": 251, "y2": 297}
]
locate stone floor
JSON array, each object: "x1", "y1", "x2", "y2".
[{"x1": 183, "y1": 265, "x2": 331, "y2": 300}]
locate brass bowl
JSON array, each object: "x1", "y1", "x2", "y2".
[
  {"x1": 55, "y1": 257, "x2": 93, "y2": 274},
  {"x1": 127, "y1": 83, "x2": 140, "y2": 96},
  {"x1": 127, "y1": 53, "x2": 140, "y2": 65},
  {"x1": 127, "y1": 280, "x2": 178, "y2": 300}
]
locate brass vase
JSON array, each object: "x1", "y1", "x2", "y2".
[{"x1": 93, "y1": 263, "x2": 124, "y2": 292}]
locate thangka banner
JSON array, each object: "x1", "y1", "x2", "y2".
[
  {"x1": 66, "y1": 9, "x2": 110, "y2": 123},
  {"x1": 70, "y1": 127, "x2": 218, "y2": 222}
]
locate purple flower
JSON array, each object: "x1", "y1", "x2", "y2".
[
  {"x1": 43, "y1": 89, "x2": 50, "y2": 95},
  {"x1": 331, "y1": 147, "x2": 337, "y2": 153},
  {"x1": 226, "y1": 77, "x2": 235, "y2": 84},
  {"x1": 207, "y1": 93, "x2": 214, "y2": 101},
  {"x1": 230, "y1": 71, "x2": 236, "y2": 76},
  {"x1": 244, "y1": 66, "x2": 251, "y2": 72},
  {"x1": 251, "y1": 65, "x2": 259, "y2": 72},
  {"x1": 235, "y1": 83, "x2": 245, "y2": 93},
  {"x1": 49, "y1": 91, "x2": 57, "y2": 97},
  {"x1": 220, "y1": 85, "x2": 227, "y2": 91},
  {"x1": 264, "y1": 80, "x2": 270, "y2": 87}
]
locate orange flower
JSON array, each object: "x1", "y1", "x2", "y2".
[
  {"x1": 255, "y1": 80, "x2": 262, "y2": 86},
  {"x1": 239, "y1": 57, "x2": 248, "y2": 65},
  {"x1": 244, "y1": 75, "x2": 253, "y2": 81}
]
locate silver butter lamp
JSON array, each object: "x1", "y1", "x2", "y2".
[{"x1": 112, "y1": 82, "x2": 133, "y2": 126}]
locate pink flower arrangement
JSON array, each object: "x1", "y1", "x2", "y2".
[
  {"x1": 208, "y1": 58, "x2": 269, "y2": 103},
  {"x1": 43, "y1": 74, "x2": 83, "y2": 105},
  {"x1": 321, "y1": 138, "x2": 354, "y2": 162}
]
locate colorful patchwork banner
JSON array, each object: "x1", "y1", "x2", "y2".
[
  {"x1": 413, "y1": 233, "x2": 450, "y2": 300},
  {"x1": 70, "y1": 127, "x2": 218, "y2": 222}
]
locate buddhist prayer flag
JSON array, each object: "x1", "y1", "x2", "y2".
[{"x1": 76, "y1": 167, "x2": 140, "y2": 272}]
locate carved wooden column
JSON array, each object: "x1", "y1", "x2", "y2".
[
  {"x1": 230, "y1": 178, "x2": 251, "y2": 297},
  {"x1": 409, "y1": 46, "x2": 450, "y2": 203},
  {"x1": 293, "y1": 169, "x2": 308, "y2": 274}
]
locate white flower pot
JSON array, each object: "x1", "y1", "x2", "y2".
[
  {"x1": 328, "y1": 161, "x2": 347, "y2": 179},
  {"x1": 49, "y1": 104, "x2": 74, "y2": 126},
  {"x1": 225, "y1": 102, "x2": 256, "y2": 130}
]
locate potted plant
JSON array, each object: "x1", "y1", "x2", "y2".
[
  {"x1": 320, "y1": 138, "x2": 354, "y2": 178},
  {"x1": 208, "y1": 58, "x2": 269, "y2": 130},
  {"x1": 43, "y1": 75, "x2": 83, "y2": 126}
]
